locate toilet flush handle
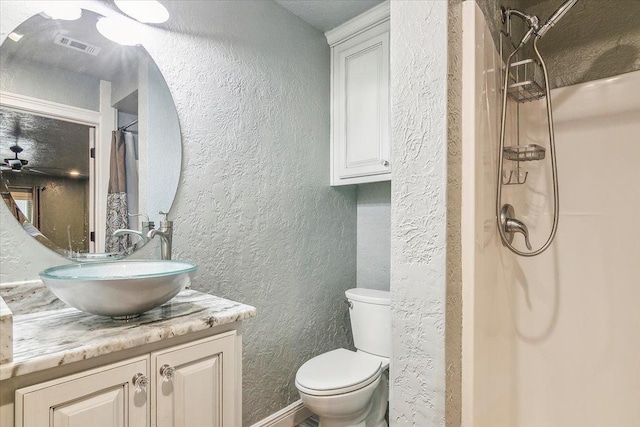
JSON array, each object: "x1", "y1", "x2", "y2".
[{"x1": 343, "y1": 300, "x2": 353, "y2": 309}]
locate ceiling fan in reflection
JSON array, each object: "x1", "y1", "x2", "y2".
[
  {"x1": 2, "y1": 143, "x2": 29, "y2": 171},
  {"x1": 1, "y1": 142, "x2": 68, "y2": 176},
  {"x1": 0, "y1": 151, "x2": 70, "y2": 176},
  {"x1": 1, "y1": 120, "x2": 31, "y2": 172},
  {"x1": 1, "y1": 121, "x2": 63, "y2": 176},
  {"x1": 1, "y1": 118, "x2": 85, "y2": 176}
]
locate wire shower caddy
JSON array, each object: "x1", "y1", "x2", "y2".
[{"x1": 500, "y1": 31, "x2": 546, "y2": 185}]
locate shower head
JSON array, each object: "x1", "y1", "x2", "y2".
[
  {"x1": 536, "y1": 0, "x2": 579, "y2": 38},
  {"x1": 503, "y1": 8, "x2": 540, "y2": 49}
]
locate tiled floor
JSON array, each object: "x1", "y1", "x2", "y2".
[{"x1": 296, "y1": 416, "x2": 319, "y2": 427}]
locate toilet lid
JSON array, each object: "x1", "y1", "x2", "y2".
[{"x1": 295, "y1": 349, "x2": 381, "y2": 396}]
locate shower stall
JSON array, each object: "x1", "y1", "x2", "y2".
[{"x1": 461, "y1": 1, "x2": 640, "y2": 425}]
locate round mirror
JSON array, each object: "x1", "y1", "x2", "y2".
[{"x1": 0, "y1": 8, "x2": 181, "y2": 260}]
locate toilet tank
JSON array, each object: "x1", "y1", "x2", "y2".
[{"x1": 345, "y1": 288, "x2": 391, "y2": 358}]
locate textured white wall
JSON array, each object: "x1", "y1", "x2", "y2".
[
  {"x1": 390, "y1": 1, "x2": 449, "y2": 425},
  {"x1": 356, "y1": 182, "x2": 390, "y2": 291},
  {"x1": 1, "y1": 1, "x2": 357, "y2": 424}
]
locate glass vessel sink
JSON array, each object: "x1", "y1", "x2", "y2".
[{"x1": 40, "y1": 260, "x2": 198, "y2": 319}]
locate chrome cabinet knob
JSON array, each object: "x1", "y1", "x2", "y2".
[
  {"x1": 160, "y1": 364, "x2": 175, "y2": 381},
  {"x1": 381, "y1": 160, "x2": 389, "y2": 167},
  {"x1": 132, "y1": 373, "x2": 148, "y2": 392}
]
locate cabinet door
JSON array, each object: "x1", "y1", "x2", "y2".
[
  {"x1": 16, "y1": 356, "x2": 149, "y2": 427},
  {"x1": 332, "y1": 20, "x2": 390, "y2": 185},
  {"x1": 152, "y1": 331, "x2": 236, "y2": 427}
]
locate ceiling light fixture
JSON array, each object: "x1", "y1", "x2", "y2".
[
  {"x1": 41, "y1": 3, "x2": 83, "y2": 21},
  {"x1": 114, "y1": 0, "x2": 169, "y2": 24},
  {"x1": 8, "y1": 32, "x2": 23, "y2": 42},
  {"x1": 69, "y1": 170, "x2": 80, "y2": 177},
  {"x1": 96, "y1": 17, "x2": 141, "y2": 46}
]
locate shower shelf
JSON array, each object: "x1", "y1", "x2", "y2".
[
  {"x1": 507, "y1": 59, "x2": 545, "y2": 103},
  {"x1": 503, "y1": 144, "x2": 546, "y2": 162}
]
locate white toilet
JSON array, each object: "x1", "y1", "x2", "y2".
[{"x1": 295, "y1": 288, "x2": 390, "y2": 427}]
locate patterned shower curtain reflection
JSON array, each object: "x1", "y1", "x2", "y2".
[{"x1": 105, "y1": 130, "x2": 130, "y2": 253}]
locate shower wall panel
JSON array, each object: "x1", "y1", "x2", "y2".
[
  {"x1": 463, "y1": 2, "x2": 640, "y2": 426},
  {"x1": 462, "y1": 2, "x2": 518, "y2": 425},
  {"x1": 513, "y1": 70, "x2": 640, "y2": 427}
]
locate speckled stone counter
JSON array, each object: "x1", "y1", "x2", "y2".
[
  {"x1": 0, "y1": 283, "x2": 256, "y2": 381},
  {"x1": 0, "y1": 297, "x2": 12, "y2": 364}
]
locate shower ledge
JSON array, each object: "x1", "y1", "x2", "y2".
[{"x1": 0, "y1": 280, "x2": 256, "y2": 380}]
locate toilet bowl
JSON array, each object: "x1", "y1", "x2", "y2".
[{"x1": 295, "y1": 289, "x2": 391, "y2": 427}]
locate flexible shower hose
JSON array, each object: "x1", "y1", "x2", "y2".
[{"x1": 496, "y1": 36, "x2": 560, "y2": 257}]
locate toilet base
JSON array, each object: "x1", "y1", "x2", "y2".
[{"x1": 301, "y1": 372, "x2": 388, "y2": 427}]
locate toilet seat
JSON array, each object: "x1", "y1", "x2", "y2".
[{"x1": 295, "y1": 348, "x2": 381, "y2": 396}]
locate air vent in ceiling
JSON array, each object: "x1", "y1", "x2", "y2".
[{"x1": 54, "y1": 34, "x2": 101, "y2": 56}]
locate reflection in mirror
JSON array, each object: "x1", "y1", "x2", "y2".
[
  {"x1": 0, "y1": 8, "x2": 181, "y2": 260},
  {"x1": 1, "y1": 109, "x2": 90, "y2": 253}
]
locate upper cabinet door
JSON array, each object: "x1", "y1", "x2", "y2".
[
  {"x1": 331, "y1": 19, "x2": 390, "y2": 186},
  {"x1": 152, "y1": 332, "x2": 236, "y2": 427},
  {"x1": 16, "y1": 356, "x2": 149, "y2": 427}
]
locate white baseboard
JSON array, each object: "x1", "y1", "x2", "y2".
[{"x1": 250, "y1": 399, "x2": 313, "y2": 427}]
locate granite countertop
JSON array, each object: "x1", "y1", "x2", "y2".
[{"x1": 0, "y1": 283, "x2": 256, "y2": 380}]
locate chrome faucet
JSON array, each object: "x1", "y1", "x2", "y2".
[
  {"x1": 147, "y1": 211, "x2": 173, "y2": 260},
  {"x1": 113, "y1": 228, "x2": 146, "y2": 241},
  {"x1": 113, "y1": 229, "x2": 148, "y2": 250},
  {"x1": 114, "y1": 214, "x2": 155, "y2": 245},
  {"x1": 500, "y1": 204, "x2": 532, "y2": 250}
]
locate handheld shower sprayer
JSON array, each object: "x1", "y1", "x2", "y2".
[
  {"x1": 504, "y1": 0, "x2": 579, "y2": 48},
  {"x1": 503, "y1": 8, "x2": 539, "y2": 48},
  {"x1": 536, "y1": 0, "x2": 580, "y2": 39}
]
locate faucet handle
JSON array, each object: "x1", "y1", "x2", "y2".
[
  {"x1": 506, "y1": 218, "x2": 532, "y2": 250},
  {"x1": 158, "y1": 211, "x2": 172, "y2": 228},
  {"x1": 500, "y1": 204, "x2": 533, "y2": 250}
]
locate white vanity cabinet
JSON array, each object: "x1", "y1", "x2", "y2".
[
  {"x1": 152, "y1": 332, "x2": 236, "y2": 427},
  {"x1": 326, "y1": 2, "x2": 391, "y2": 186},
  {"x1": 15, "y1": 356, "x2": 149, "y2": 427},
  {"x1": 14, "y1": 332, "x2": 237, "y2": 427}
]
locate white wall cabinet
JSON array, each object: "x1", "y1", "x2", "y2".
[
  {"x1": 14, "y1": 332, "x2": 236, "y2": 427},
  {"x1": 327, "y1": 2, "x2": 391, "y2": 186}
]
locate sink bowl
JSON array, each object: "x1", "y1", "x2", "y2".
[{"x1": 40, "y1": 260, "x2": 198, "y2": 319}]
